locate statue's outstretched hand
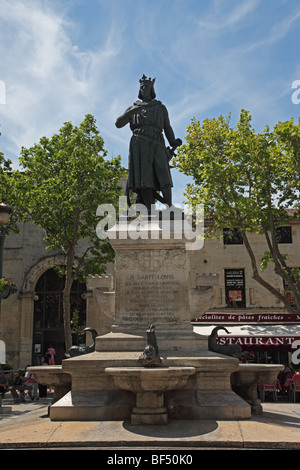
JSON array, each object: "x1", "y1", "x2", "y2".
[{"x1": 173, "y1": 138, "x2": 182, "y2": 149}]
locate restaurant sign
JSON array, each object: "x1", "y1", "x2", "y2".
[
  {"x1": 217, "y1": 336, "x2": 300, "y2": 347},
  {"x1": 192, "y1": 312, "x2": 300, "y2": 323}
]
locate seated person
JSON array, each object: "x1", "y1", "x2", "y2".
[{"x1": 10, "y1": 369, "x2": 27, "y2": 403}]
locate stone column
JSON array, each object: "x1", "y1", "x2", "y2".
[{"x1": 18, "y1": 292, "x2": 35, "y2": 366}]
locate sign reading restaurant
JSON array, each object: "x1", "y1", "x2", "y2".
[
  {"x1": 192, "y1": 312, "x2": 300, "y2": 323},
  {"x1": 192, "y1": 312, "x2": 300, "y2": 349},
  {"x1": 217, "y1": 335, "x2": 300, "y2": 347}
]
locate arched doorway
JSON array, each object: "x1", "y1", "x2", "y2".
[{"x1": 32, "y1": 268, "x2": 86, "y2": 365}]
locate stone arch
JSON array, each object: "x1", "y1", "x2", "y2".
[
  {"x1": 18, "y1": 254, "x2": 67, "y2": 367},
  {"x1": 22, "y1": 254, "x2": 67, "y2": 294}
]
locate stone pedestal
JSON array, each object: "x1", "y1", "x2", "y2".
[
  {"x1": 132, "y1": 392, "x2": 168, "y2": 425},
  {"x1": 50, "y1": 218, "x2": 251, "y2": 422},
  {"x1": 0, "y1": 395, "x2": 12, "y2": 414},
  {"x1": 96, "y1": 218, "x2": 207, "y2": 351},
  {"x1": 0, "y1": 406, "x2": 12, "y2": 414}
]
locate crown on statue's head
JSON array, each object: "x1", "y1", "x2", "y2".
[{"x1": 139, "y1": 74, "x2": 156, "y2": 85}]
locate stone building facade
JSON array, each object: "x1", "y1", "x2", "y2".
[
  {"x1": 1, "y1": 218, "x2": 299, "y2": 369},
  {"x1": 0, "y1": 221, "x2": 115, "y2": 368},
  {"x1": 190, "y1": 222, "x2": 300, "y2": 311}
]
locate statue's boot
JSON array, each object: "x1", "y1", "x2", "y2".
[
  {"x1": 140, "y1": 188, "x2": 155, "y2": 214},
  {"x1": 161, "y1": 186, "x2": 172, "y2": 207}
]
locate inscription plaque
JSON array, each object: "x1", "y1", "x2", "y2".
[
  {"x1": 114, "y1": 249, "x2": 190, "y2": 331},
  {"x1": 123, "y1": 273, "x2": 180, "y2": 323}
]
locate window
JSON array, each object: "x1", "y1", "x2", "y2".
[
  {"x1": 225, "y1": 268, "x2": 246, "y2": 308},
  {"x1": 276, "y1": 226, "x2": 292, "y2": 244},
  {"x1": 223, "y1": 228, "x2": 243, "y2": 245}
]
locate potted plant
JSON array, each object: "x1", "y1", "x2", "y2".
[{"x1": 0, "y1": 278, "x2": 17, "y2": 299}]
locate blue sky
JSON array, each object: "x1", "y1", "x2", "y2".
[{"x1": 1, "y1": 0, "x2": 300, "y2": 205}]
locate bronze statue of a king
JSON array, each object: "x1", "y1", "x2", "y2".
[{"x1": 115, "y1": 75, "x2": 182, "y2": 212}]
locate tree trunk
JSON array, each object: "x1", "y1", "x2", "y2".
[
  {"x1": 63, "y1": 213, "x2": 79, "y2": 353},
  {"x1": 241, "y1": 232, "x2": 296, "y2": 314},
  {"x1": 63, "y1": 253, "x2": 74, "y2": 353},
  {"x1": 264, "y1": 212, "x2": 300, "y2": 311}
]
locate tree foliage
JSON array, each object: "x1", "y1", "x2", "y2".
[
  {"x1": 0, "y1": 136, "x2": 19, "y2": 284},
  {"x1": 174, "y1": 110, "x2": 300, "y2": 312},
  {"x1": 10, "y1": 114, "x2": 126, "y2": 350},
  {"x1": 0, "y1": 138, "x2": 13, "y2": 203}
]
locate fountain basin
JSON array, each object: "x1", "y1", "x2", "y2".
[
  {"x1": 105, "y1": 366, "x2": 195, "y2": 392},
  {"x1": 231, "y1": 363, "x2": 284, "y2": 415},
  {"x1": 28, "y1": 366, "x2": 71, "y2": 404},
  {"x1": 105, "y1": 366, "x2": 195, "y2": 424}
]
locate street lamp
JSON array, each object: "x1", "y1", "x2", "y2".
[
  {"x1": 0, "y1": 201, "x2": 12, "y2": 279},
  {"x1": 0, "y1": 201, "x2": 12, "y2": 411}
]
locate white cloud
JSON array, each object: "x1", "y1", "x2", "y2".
[
  {"x1": 196, "y1": 0, "x2": 261, "y2": 32},
  {"x1": 0, "y1": 0, "x2": 126, "y2": 164}
]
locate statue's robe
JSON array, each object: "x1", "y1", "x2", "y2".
[{"x1": 126, "y1": 99, "x2": 177, "y2": 193}]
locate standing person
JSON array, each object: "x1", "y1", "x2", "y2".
[
  {"x1": 47, "y1": 343, "x2": 56, "y2": 365},
  {"x1": 115, "y1": 75, "x2": 182, "y2": 212},
  {"x1": 24, "y1": 365, "x2": 37, "y2": 401},
  {"x1": 38, "y1": 352, "x2": 50, "y2": 399}
]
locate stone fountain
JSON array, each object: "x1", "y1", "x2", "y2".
[
  {"x1": 106, "y1": 366, "x2": 195, "y2": 424},
  {"x1": 39, "y1": 215, "x2": 252, "y2": 423}
]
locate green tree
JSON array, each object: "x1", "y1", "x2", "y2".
[
  {"x1": 174, "y1": 110, "x2": 300, "y2": 313},
  {"x1": 0, "y1": 139, "x2": 14, "y2": 212},
  {"x1": 0, "y1": 138, "x2": 17, "y2": 289},
  {"x1": 0, "y1": 149, "x2": 12, "y2": 200},
  {"x1": 10, "y1": 114, "x2": 126, "y2": 351}
]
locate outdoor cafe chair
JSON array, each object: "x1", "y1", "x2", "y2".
[
  {"x1": 259, "y1": 380, "x2": 280, "y2": 403},
  {"x1": 288, "y1": 375, "x2": 300, "y2": 403}
]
